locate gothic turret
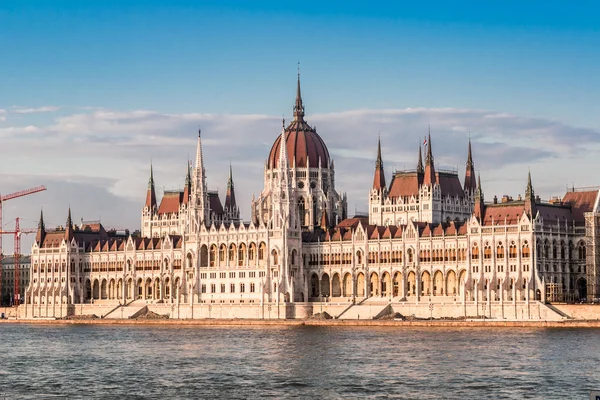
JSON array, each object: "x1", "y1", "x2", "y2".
[
  {"x1": 417, "y1": 143, "x2": 424, "y2": 174},
  {"x1": 464, "y1": 137, "x2": 476, "y2": 193},
  {"x1": 145, "y1": 163, "x2": 157, "y2": 211},
  {"x1": 423, "y1": 132, "x2": 436, "y2": 186},
  {"x1": 474, "y1": 174, "x2": 485, "y2": 220},
  {"x1": 183, "y1": 161, "x2": 191, "y2": 205},
  {"x1": 191, "y1": 129, "x2": 209, "y2": 228},
  {"x1": 372, "y1": 137, "x2": 386, "y2": 191},
  {"x1": 36, "y1": 209, "x2": 46, "y2": 245},
  {"x1": 224, "y1": 163, "x2": 240, "y2": 221},
  {"x1": 524, "y1": 170, "x2": 536, "y2": 218},
  {"x1": 65, "y1": 207, "x2": 74, "y2": 242}
]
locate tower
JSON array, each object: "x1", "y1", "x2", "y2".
[
  {"x1": 464, "y1": 137, "x2": 477, "y2": 194},
  {"x1": 190, "y1": 129, "x2": 209, "y2": 230},
  {"x1": 224, "y1": 163, "x2": 240, "y2": 221},
  {"x1": 372, "y1": 137, "x2": 386, "y2": 192}
]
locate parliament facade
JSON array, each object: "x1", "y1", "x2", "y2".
[{"x1": 23, "y1": 77, "x2": 600, "y2": 320}]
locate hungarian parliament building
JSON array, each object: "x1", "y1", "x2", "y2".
[{"x1": 23, "y1": 77, "x2": 600, "y2": 320}]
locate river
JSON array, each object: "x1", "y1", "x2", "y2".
[{"x1": 0, "y1": 324, "x2": 599, "y2": 399}]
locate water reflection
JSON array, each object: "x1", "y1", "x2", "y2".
[{"x1": 0, "y1": 325, "x2": 599, "y2": 399}]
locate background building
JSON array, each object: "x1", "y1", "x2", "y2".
[{"x1": 1, "y1": 255, "x2": 31, "y2": 306}]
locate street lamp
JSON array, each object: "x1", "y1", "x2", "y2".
[
  {"x1": 429, "y1": 302, "x2": 434, "y2": 319},
  {"x1": 319, "y1": 294, "x2": 323, "y2": 314}
]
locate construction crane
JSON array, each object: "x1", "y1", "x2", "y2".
[
  {"x1": 0, "y1": 218, "x2": 36, "y2": 305},
  {"x1": 0, "y1": 185, "x2": 46, "y2": 305}
]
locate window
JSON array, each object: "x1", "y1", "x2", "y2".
[
  {"x1": 484, "y1": 244, "x2": 492, "y2": 260},
  {"x1": 220, "y1": 284, "x2": 225, "y2": 293},
  {"x1": 239, "y1": 272, "x2": 246, "y2": 278},
  {"x1": 240, "y1": 283, "x2": 245, "y2": 293},
  {"x1": 472, "y1": 244, "x2": 479, "y2": 260},
  {"x1": 229, "y1": 272, "x2": 236, "y2": 278},
  {"x1": 210, "y1": 284, "x2": 216, "y2": 293},
  {"x1": 521, "y1": 241, "x2": 530, "y2": 258},
  {"x1": 249, "y1": 272, "x2": 256, "y2": 278},
  {"x1": 259, "y1": 271, "x2": 266, "y2": 278},
  {"x1": 250, "y1": 283, "x2": 255, "y2": 292},
  {"x1": 220, "y1": 272, "x2": 226, "y2": 279},
  {"x1": 496, "y1": 242, "x2": 504, "y2": 259},
  {"x1": 230, "y1": 283, "x2": 235, "y2": 293}
]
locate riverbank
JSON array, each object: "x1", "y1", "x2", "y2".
[{"x1": 2, "y1": 317, "x2": 600, "y2": 328}]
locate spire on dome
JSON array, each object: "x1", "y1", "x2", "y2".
[
  {"x1": 145, "y1": 162, "x2": 157, "y2": 210},
  {"x1": 293, "y1": 67, "x2": 305, "y2": 122},
  {"x1": 464, "y1": 136, "x2": 477, "y2": 192},
  {"x1": 423, "y1": 128, "x2": 436, "y2": 185},
  {"x1": 372, "y1": 136, "x2": 386, "y2": 191}
]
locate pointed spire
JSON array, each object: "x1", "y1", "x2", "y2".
[
  {"x1": 417, "y1": 143, "x2": 424, "y2": 173},
  {"x1": 526, "y1": 169, "x2": 534, "y2": 198},
  {"x1": 320, "y1": 209, "x2": 329, "y2": 231},
  {"x1": 423, "y1": 128, "x2": 436, "y2": 185},
  {"x1": 225, "y1": 162, "x2": 237, "y2": 215},
  {"x1": 278, "y1": 123, "x2": 289, "y2": 170},
  {"x1": 183, "y1": 160, "x2": 191, "y2": 204},
  {"x1": 145, "y1": 162, "x2": 157, "y2": 210},
  {"x1": 464, "y1": 136, "x2": 477, "y2": 192},
  {"x1": 65, "y1": 207, "x2": 74, "y2": 241},
  {"x1": 36, "y1": 209, "x2": 46, "y2": 245},
  {"x1": 38, "y1": 209, "x2": 45, "y2": 231},
  {"x1": 293, "y1": 68, "x2": 305, "y2": 121},
  {"x1": 524, "y1": 169, "x2": 536, "y2": 218},
  {"x1": 474, "y1": 173, "x2": 485, "y2": 220},
  {"x1": 373, "y1": 136, "x2": 386, "y2": 191},
  {"x1": 195, "y1": 128, "x2": 204, "y2": 171}
]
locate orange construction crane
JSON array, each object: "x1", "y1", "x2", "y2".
[
  {"x1": 0, "y1": 218, "x2": 36, "y2": 305},
  {"x1": 0, "y1": 185, "x2": 46, "y2": 305}
]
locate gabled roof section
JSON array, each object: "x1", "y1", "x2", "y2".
[
  {"x1": 562, "y1": 189, "x2": 599, "y2": 224},
  {"x1": 388, "y1": 171, "x2": 422, "y2": 199},
  {"x1": 158, "y1": 191, "x2": 183, "y2": 215}
]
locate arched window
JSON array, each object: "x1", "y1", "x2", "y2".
[
  {"x1": 521, "y1": 241, "x2": 530, "y2": 258},
  {"x1": 271, "y1": 249, "x2": 279, "y2": 265},
  {"x1": 238, "y1": 243, "x2": 246, "y2": 266},
  {"x1": 219, "y1": 244, "x2": 227, "y2": 264},
  {"x1": 471, "y1": 244, "x2": 479, "y2": 260},
  {"x1": 298, "y1": 198, "x2": 306, "y2": 227},
  {"x1": 249, "y1": 243, "x2": 256, "y2": 261},
  {"x1": 356, "y1": 250, "x2": 363, "y2": 264},
  {"x1": 258, "y1": 242, "x2": 266, "y2": 261},
  {"x1": 210, "y1": 245, "x2": 217, "y2": 267},
  {"x1": 229, "y1": 243, "x2": 236, "y2": 262},
  {"x1": 579, "y1": 241, "x2": 586, "y2": 260},
  {"x1": 509, "y1": 242, "x2": 517, "y2": 258},
  {"x1": 407, "y1": 248, "x2": 413, "y2": 263},
  {"x1": 496, "y1": 242, "x2": 504, "y2": 259},
  {"x1": 484, "y1": 244, "x2": 492, "y2": 260}
]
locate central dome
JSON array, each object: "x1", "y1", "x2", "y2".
[{"x1": 267, "y1": 75, "x2": 331, "y2": 169}]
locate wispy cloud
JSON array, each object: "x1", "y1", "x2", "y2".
[
  {"x1": 0, "y1": 106, "x2": 598, "y2": 247},
  {"x1": 10, "y1": 106, "x2": 60, "y2": 114}
]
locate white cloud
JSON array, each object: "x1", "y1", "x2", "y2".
[
  {"x1": 10, "y1": 106, "x2": 60, "y2": 114},
  {"x1": 0, "y1": 105, "x2": 599, "y2": 255}
]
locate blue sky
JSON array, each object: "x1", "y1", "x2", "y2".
[{"x1": 1, "y1": 1, "x2": 599, "y2": 250}]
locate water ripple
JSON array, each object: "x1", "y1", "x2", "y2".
[{"x1": 0, "y1": 325, "x2": 599, "y2": 399}]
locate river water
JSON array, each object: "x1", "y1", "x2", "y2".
[{"x1": 0, "y1": 324, "x2": 599, "y2": 399}]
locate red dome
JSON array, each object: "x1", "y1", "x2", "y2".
[{"x1": 268, "y1": 119, "x2": 330, "y2": 169}]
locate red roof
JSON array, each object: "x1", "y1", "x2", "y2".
[
  {"x1": 267, "y1": 119, "x2": 330, "y2": 169},
  {"x1": 158, "y1": 191, "x2": 183, "y2": 215},
  {"x1": 388, "y1": 172, "x2": 422, "y2": 199},
  {"x1": 562, "y1": 190, "x2": 598, "y2": 223}
]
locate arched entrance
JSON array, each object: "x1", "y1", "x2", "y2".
[
  {"x1": 407, "y1": 271, "x2": 416, "y2": 296},
  {"x1": 446, "y1": 270, "x2": 457, "y2": 296},
  {"x1": 331, "y1": 273, "x2": 341, "y2": 297},
  {"x1": 320, "y1": 274, "x2": 331, "y2": 297},
  {"x1": 370, "y1": 272, "x2": 379, "y2": 296},
  {"x1": 342, "y1": 273, "x2": 352, "y2": 297},
  {"x1": 392, "y1": 272, "x2": 402, "y2": 297},
  {"x1": 356, "y1": 272, "x2": 365, "y2": 297},
  {"x1": 421, "y1": 271, "x2": 431, "y2": 296},
  {"x1": 433, "y1": 271, "x2": 443, "y2": 296},
  {"x1": 310, "y1": 273, "x2": 319, "y2": 297},
  {"x1": 381, "y1": 272, "x2": 391, "y2": 297},
  {"x1": 577, "y1": 278, "x2": 587, "y2": 300}
]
